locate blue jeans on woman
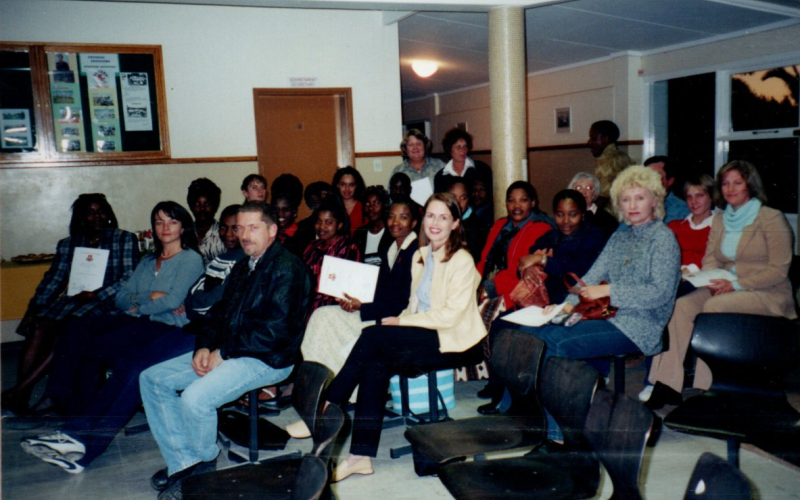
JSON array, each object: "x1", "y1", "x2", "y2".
[
  {"x1": 495, "y1": 318, "x2": 638, "y2": 441},
  {"x1": 140, "y1": 352, "x2": 293, "y2": 476}
]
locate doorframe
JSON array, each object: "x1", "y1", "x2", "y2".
[{"x1": 252, "y1": 87, "x2": 356, "y2": 171}]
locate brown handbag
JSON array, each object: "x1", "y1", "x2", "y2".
[
  {"x1": 564, "y1": 272, "x2": 617, "y2": 320},
  {"x1": 510, "y1": 265, "x2": 550, "y2": 309}
]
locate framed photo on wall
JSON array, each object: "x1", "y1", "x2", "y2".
[{"x1": 555, "y1": 107, "x2": 571, "y2": 134}]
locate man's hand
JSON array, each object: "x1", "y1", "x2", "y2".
[
  {"x1": 73, "y1": 290, "x2": 98, "y2": 304},
  {"x1": 381, "y1": 316, "x2": 399, "y2": 326},
  {"x1": 192, "y1": 348, "x2": 222, "y2": 376}
]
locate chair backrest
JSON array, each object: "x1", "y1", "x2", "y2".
[
  {"x1": 292, "y1": 361, "x2": 333, "y2": 437},
  {"x1": 311, "y1": 403, "x2": 344, "y2": 462},
  {"x1": 538, "y1": 357, "x2": 601, "y2": 449},
  {"x1": 583, "y1": 389, "x2": 653, "y2": 500},
  {"x1": 491, "y1": 328, "x2": 545, "y2": 395},
  {"x1": 683, "y1": 453, "x2": 753, "y2": 500},
  {"x1": 291, "y1": 455, "x2": 328, "y2": 500},
  {"x1": 691, "y1": 313, "x2": 800, "y2": 394}
]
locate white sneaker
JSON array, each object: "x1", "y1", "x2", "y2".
[
  {"x1": 21, "y1": 431, "x2": 86, "y2": 459},
  {"x1": 40, "y1": 454, "x2": 84, "y2": 474},
  {"x1": 638, "y1": 384, "x2": 654, "y2": 402}
]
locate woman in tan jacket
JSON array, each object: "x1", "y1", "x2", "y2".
[
  {"x1": 646, "y1": 160, "x2": 796, "y2": 409},
  {"x1": 325, "y1": 193, "x2": 486, "y2": 482}
]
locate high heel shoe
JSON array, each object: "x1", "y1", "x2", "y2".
[
  {"x1": 645, "y1": 382, "x2": 683, "y2": 410},
  {"x1": 477, "y1": 402, "x2": 501, "y2": 415},
  {"x1": 332, "y1": 456, "x2": 373, "y2": 482},
  {"x1": 285, "y1": 419, "x2": 311, "y2": 439}
]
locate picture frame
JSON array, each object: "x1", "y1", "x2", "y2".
[{"x1": 555, "y1": 107, "x2": 571, "y2": 133}]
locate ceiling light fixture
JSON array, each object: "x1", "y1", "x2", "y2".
[{"x1": 412, "y1": 60, "x2": 438, "y2": 78}]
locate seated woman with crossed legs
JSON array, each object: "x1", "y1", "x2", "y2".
[{"x1": 324, "y1": 193, "x2": 486, "y2": 482}]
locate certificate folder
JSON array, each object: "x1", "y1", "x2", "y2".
[{"x1": 319, "y1": 256, "x2": 380, "y2": 303}]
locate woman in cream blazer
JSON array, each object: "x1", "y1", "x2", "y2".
[
  {"x1": 325, "y1": 193, "x2": 486, "y2": 482},
  {"x1": 647, "y1": 160, "x2": 796, "y2": 409}
]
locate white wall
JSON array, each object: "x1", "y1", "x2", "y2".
[{"x1": 0, "y1": 0, "x2": 403, "y2": 258}]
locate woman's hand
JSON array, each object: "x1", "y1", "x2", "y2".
[
  {"x1": 708, "y1": 279, "x2": 734, "y2": 295},
  {"x1": 522, "y1": 265, "x2": 542, "y2": 286},
  {"x1": 150, "y1": 291, "x2": 167, "y2": 300},
  {"x1": 579, "y1": 284, "x2": 610, "y2": 301},
  {"x1": 518, "y1": 253, "x2": 539, "y2": 272},
  {"x1": 173, "y1": 303, "x2": 185, "y2": 316},
  {"x1": 543, "y1": 303, "x2": 573, "y2": 315},
  {"x1": 381, "y1": 316, "x2": 399, "y2": 326},
  {"x1": 336, "y1": 293, "x2": 362, "y2": 313}
]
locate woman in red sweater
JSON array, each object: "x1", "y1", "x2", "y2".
[
  {"x1": 667, "y1": 174, "x2": 715, "y2": 276},
  {"x1": 476, "y1": 181, "x2": 552, "y2": 309}
]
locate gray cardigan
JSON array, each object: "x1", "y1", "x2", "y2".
[
  {"x1": 567, "y1": 220, "x2": 680, "y2": 355},
  {"x1": 115, "y1": 249, "x2": 205, "y2": 327}
]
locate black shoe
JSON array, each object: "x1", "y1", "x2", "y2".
[
  {"x1": 476, "y1": 385, "x2": 494, "y2": 400},
  {"x1": 153, "y1": 457, "x2": 217, "y2": 495},
  {"x1": 645, "y1": 382, "x2": 682, "y2": 411},
  {"x1": 151, "y1": 468, "x2": 169, "y2": 491},
  {"x1": 477, "y1": 402, "x2": 501, "y2": 415}
]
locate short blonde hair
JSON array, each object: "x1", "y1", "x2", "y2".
[{"x1": 610, "y1": 166, "x2": 666, "y2": 223}]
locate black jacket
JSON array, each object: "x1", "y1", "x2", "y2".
[
  {"x1": 359, "y1": 238, "x2": 419, "y2": 322},
  {"x1": 192, "y1": 241, "x2": 313, "y2": 369}
]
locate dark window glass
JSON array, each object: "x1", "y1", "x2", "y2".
[
  {"x1": 731, "y1": 65, "x2": 799, "y2": 131},
  {"x1": 0, "y1": 50, "x2": 37, "y2": 153}
]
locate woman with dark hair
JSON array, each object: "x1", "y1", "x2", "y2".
[
  {"x1": 332, "y1": 166, "x2": 367, "y2": 236},
  {"x1": 19, "y1": 201, "x2": 205, "y2": 473},
  {"x1": 302, "y1": 198, "x2": 361, "y2": 312},
  {"x1": 272, "y1": 192, "x2": 312, "y2": 257},
  {"x1": 187, "y1": 178, "x2": 223, "y2": 264},
  {"x1": 520, "y1": 189, "x2": 607, "y2": 304},
  {"x1": 241, "y1": 174, "x2": 268, "y2": 203},
  {"x1": 389, "y1": 129, "x2": 445, "y2": 189},
  {"x1": 476, "y1": 181, "x2": 553, "y2": 309},
  {"x1": 646, "y1": 161, "x2": 795, "y2": 409},
  {"x1": 2, "y1": 194, "x2": 140, "y2": 416},
  {"x1": 286, "y1": 200, "x2": 421, "y2": 439},
  {"x1": 324, "y1": 193, "x2": 486, "y2": 482},
  {"x1": 434, "y1": 127, "x2": 493, "y2": 194},
  {"x1": 353, "y1": 185, "x2": 393, "y2": 266}
]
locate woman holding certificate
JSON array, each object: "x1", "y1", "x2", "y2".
[
  {"x1": 2, "y1": 194, "x2": 140, "y2": 416},
  {"x1": 18, "y1": 201, "x2": 204, "y2": 474},
  {"x1": 302, "y1": 197, "x2": 361, "y2": 312},
  {"x1": 645, "y1": 161, "x2": 796, "y2": 410},
  {"x1": 324, "y1": 193, "x2": 486, "y2": 482}
]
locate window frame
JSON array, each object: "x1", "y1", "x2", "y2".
[{"x1": 0, "y1": 42, "x2": 170, "y2": 168}]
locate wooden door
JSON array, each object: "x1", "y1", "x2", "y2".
[{"x1": 253, "y1": 88, "x2": 354, "y2": 218}]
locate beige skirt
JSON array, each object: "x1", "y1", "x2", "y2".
[{"x1": 301, "y1": 305, "x2": 375, "y2": 375}]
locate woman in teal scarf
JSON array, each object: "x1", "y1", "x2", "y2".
[{"x1": 646, "y1": 160, "x2": 796, "y2": 409}]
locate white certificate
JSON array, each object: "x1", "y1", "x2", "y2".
[
  {"x1": 410, "y1": 177, "x2": 434, "y2": 207},
  {"x1": 67, "y1": 247, "x2": 110, "y2": 296},
  {"x1": 502, "y1": 303, "x2": 567, "y2": 327},
  {"x1": 683, "y1": 268, "x2": 736, "y2": 288},
  {"x1": 318, "y1": 256, "x2": 380, "y2": 303}
]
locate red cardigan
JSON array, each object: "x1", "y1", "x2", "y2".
[
  {"x1": 667, "y1": 218, "x2": 711, "y2": 268},
  {"x1": 477, "y1": 217, "x2": 552, "y2": 308}
]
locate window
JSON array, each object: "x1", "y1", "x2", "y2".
[{"x1": 0, "y1": 43, "x2": 169, "y2": 167}]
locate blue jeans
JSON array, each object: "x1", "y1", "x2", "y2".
[
  {"x1": 139, "y1": 352, "x2": 293, "y2": 475},
  {"x1": 499, "y1": 318, "x2": 638, "y2": 440}
]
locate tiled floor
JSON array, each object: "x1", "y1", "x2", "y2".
[{"x1": 3, "y1": 342, "x2": 800, "y2": 500}]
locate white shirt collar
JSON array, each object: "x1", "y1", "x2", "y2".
[
  {"x1": 442, "y1": 157, "x2": 475, "y2": 177},
  {"x1": 387, "y1": 232, "x2": 417, "y2": 270},
  {"x1": 686, "y1": 212, "x2": 714, "y2": 230}
]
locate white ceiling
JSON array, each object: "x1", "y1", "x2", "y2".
[
  {"x1": 399, "y1": 0, "x2": 800, "y2": 100},
  {"x1": 58, "y1": 0, "x2": 800, "y2": 101}
]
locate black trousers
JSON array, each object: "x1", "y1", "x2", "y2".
[{"x1": 326, "y1": 324, "x2": 481, "y2": 457}]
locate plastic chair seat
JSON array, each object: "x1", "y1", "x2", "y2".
[
  {"x1": 182, "y1": 457, "x2": 300, "y2": 500},
  {"x1": 438, "y1": 452, "x2": 599, "y2": 500}
]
